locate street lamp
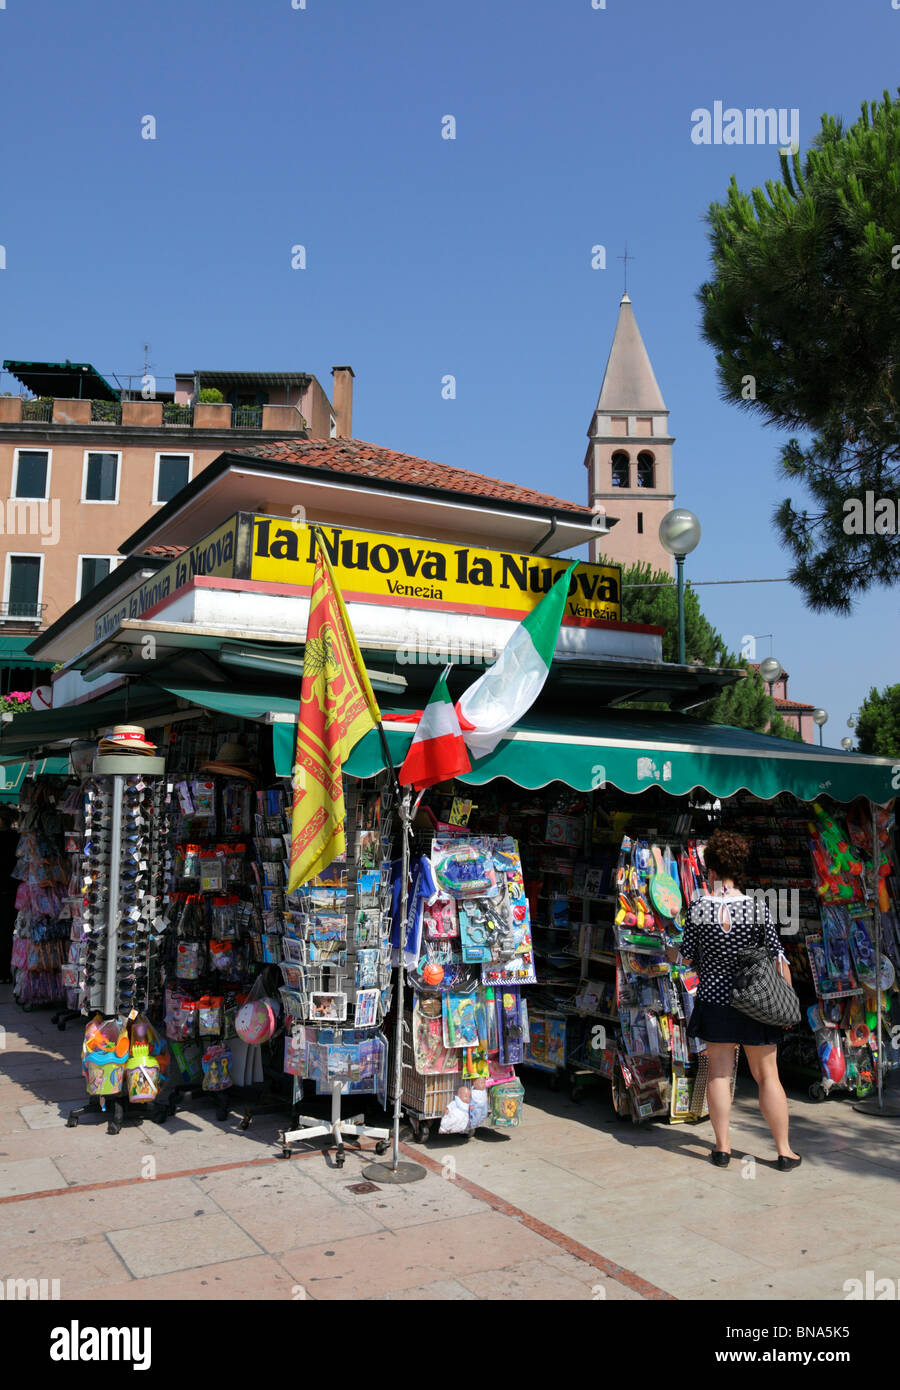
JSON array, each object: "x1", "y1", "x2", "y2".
[
  {"x1": 658, "y1": 509, "x2": 701, "y2": 666},
  {"x1": 841, "y1": 737, "x2": 853, "y2": 751},
  {"x1": 758, "y1": 657, "x2": 783, "y2": 688},
  {"x1": 813, "y1": 708, "x2": 828, "y2": 746}
]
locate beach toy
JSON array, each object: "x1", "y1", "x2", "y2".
[
  {"x1": 817, "y1": 1035, "x2": 846, "y2": 1084},
  {"x1": 235, "y1": 999, "x2": 276, "y2": 1045}
]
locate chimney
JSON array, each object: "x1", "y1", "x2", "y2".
[{"x1": 331, "y1": 365, "x2": 354, "y2": 439}]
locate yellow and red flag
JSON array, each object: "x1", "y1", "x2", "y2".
[{"x1": 288, "y1": 530, "x2": 381, "y2": 891}]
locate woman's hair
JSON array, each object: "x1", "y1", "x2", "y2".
[{"x1": 704, "y1": 829, "x2": 750, "y2": 884}]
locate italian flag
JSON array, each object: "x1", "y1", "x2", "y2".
[
  {"x1": 398, "y1": 672, "x2": 472, "y2": 790},
  {"x1": 456, "y1": 561, "x2": 576, "y2": 759}
]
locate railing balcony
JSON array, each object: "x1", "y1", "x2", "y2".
[
  {"x1": 90, "y1": 399, "x2": 122, "y2": 424},
  {"x1": 232, "y1": 406, "x2": 263, "y2": 429},
  {"x1": 21, "y1": 398, "x2": 53, "y2": 422},
  {"x1": 0, "y1": 601, "x2": 47, "y2": 623},
  {"x1": 163, "y1": 403, "x2": 194, "y2": 426}
]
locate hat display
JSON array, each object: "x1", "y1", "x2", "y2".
[
  {"x1": 97, "y1": 725, "x2": 157, "y2": 756},
  {"x1": 199, "y1": 740, "x2": 259, "y2": 782}
]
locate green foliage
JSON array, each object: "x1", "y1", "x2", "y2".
[
  {"x1": 601, "y1": 558, "x2": 801, "y2": 738},
  {"x1": 197, "y1": 388, "x2": 224, "y2": 404},
  {"x1": 855, "y1": 684, "x2": 900, "y2": 757},
  {"x1": 698, "y1": 89, "x2": 900, "y2": 612}
]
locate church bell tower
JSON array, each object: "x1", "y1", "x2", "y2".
[{"x1": 585, "y1": 293, "x2": 675, "y2": 575}]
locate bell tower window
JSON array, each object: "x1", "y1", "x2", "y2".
[
  {"x1": 637, "y1": 451, "x2": 655, "y2": 488},
  {"x1": 611, "y1": 451, "x2": 630, "y2": 488}
]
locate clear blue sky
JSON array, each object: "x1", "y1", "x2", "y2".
[{"x1": 2, "y1": 0, "x2": 897, "y2": 744}]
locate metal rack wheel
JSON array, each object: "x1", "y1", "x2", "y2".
[
  {"x1": 375, "y1": 1140, "x2": 389, "y2": 1155},
  {"x1": 808, "y1": 1082, "x2": 828, "y2": 1102}
]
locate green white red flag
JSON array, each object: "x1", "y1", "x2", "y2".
[
  {"x1": 398, "y1": 671, "x2": 471, "y2": 790},
  {"x1": 456, "y1": 561, "x2": 576, "y2": 759}
]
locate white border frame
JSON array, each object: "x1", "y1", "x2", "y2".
[
  {"x1": 81, "y1": 449, "x2": 122, "y2": 504},
  {"x1": 152, "y1": 450, "x2": 193, "y2": 506},
  {"x1": 11, "y1": 447, "x2": 52, "y2": 501},
  {"x1": 75, "y1": 554, "x2": 120, "y2": 602},
  {"x1": 2, "y1": 551, "x2": 45, "y2": 622}
]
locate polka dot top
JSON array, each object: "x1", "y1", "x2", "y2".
[{"x1": 680, "y1": 894, "x2": 783, "y2": 1005}]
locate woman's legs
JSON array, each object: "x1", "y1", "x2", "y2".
[
  {"x1": 744, "y1": 1044, "x2": 800, "y2": 1159},
  {"x1": 704, "y1": 1042, "x2": 738, "y2": 1153}
]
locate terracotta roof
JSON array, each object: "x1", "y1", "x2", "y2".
[
  {"x1": 140, "y1": 545, "x2": 186, "y2": 558},
  {"x1": 231, "y1": 438, "x2": 594, "y2": 517},
  {"x1": 773, "y1": 697, "x2": 816, "y2": 712}
]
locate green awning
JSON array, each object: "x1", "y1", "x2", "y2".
[
  {"x1": 0, "y1": 635, "x2": 53, "y2": 668},
  {"x1": 271, "y1": 706, "x2": 897, "y2": 806},
  {"x1": 161, "y1": 686, "x2": 301, "y2": 722},
  {"x1": 0, "y1": 684, "x2": 177, "y2": 756},
  {"x1": 0, "y1": 757, "x2": 69, "y2": 801}
]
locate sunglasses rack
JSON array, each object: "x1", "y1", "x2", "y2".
[
  {"x1": 279, "y1": 779, "x2": 394, "y2": 1165},
  {"x1": 66, "y1": 757, "x2": 172, "y2": 1135}
]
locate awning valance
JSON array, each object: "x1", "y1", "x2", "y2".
[{"x1": 268, "y1": 706, "x2": 898, "y2": 806}]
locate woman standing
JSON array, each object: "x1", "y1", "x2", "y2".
[{"x1": 674, "y1": 829, "x2": 802, "y2": 1171}]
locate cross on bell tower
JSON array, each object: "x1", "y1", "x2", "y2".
[{"x1": 583, "y1": 293, "x2": 676, "y2": 574}]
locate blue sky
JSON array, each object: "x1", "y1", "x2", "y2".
[{"x1": 1, "y1": 0, "x2": 897, "y2": 744}]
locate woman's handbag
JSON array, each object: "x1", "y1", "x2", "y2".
[{"x1": 731, "y1": 908, "x2": 801, "y2": 1028}]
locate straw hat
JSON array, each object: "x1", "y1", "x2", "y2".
[
  {"x1": 199, "y1": 740, "x2": 259, "y2": 782},
  {"x1": 98, "y1": 725, "x2": 157, "y2": 755}
]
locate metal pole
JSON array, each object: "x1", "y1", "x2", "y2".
[
  {"x1": 818, "y1": 727, "x2": 823, "y2": 747},
  {"x1": 676, "y1": 554, "x2": 686, "y2": 665},
  {"x1": 391, "y1": 789, "x2": 412, "y2": 1170},
  {"x1": 103, "y1": 774, "x2": 123, "y2": 1016}
]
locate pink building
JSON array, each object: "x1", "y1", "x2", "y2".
[{"x1": 749, "y1": 664, "x2": 818, "y2": 743}]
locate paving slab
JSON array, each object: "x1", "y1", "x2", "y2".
[
  {"x1": 0, "y1": 1154, "x2": 68, "y2": 1197},
  {"x1": 106, "y1": 1211, "x2": 264, "y2": 1278},
  {"x1": 0, "y1": 1233, "x2": 130, "y2": 1295},
  {"x1": 276, "y1": 1210, "x2": 563, "y2": 1299},
  {"x1": 86, "y1": 1254, "x2": 298, "y2": 1301}
]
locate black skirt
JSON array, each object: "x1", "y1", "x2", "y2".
[{"x1": 687, "y1": 1000, "x2": 785, "y2": 1047}]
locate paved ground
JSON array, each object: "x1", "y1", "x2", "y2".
[{"x1": 1, "y1": 986, "x2": 897, "y2": 1301}]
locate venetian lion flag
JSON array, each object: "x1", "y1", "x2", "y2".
[
  {"x1": 456, "y1": 561, "x2": 577, "y2": 759},
  {"x1": 398, "y1": 671, "x2": 471, "y2": 791},
  {"x1": 288, "y1": 531, "x2": 382, "y2": 891}
]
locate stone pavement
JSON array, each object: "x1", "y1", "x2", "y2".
[{"x1": 1, "y1": 986, "x2": 896, "y2": 1301}]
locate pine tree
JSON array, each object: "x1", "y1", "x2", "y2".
[{"x1": 698, "y1": 90, "x2": 900, "y2": 612}]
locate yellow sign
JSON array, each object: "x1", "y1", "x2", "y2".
[
  {"x1": 251, "y1": 518, "x2": 621, "y2": 627},
  {"x1": 93, "y1": 517, "x2": 239, "y2": 643}
]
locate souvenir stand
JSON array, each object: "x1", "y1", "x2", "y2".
[
  {"x1": 67, "y1": 739, "x2": 172, "y2": 1134},
  {"x1": 278, "y1": 777, "x2": 392, "y2": 1167},
  {"x1": 11, "y1": 777, "x2": 75, "y2": 1013},
  {"x1": 325, "y1": 710, "x2": 899, "y2": 1130}
]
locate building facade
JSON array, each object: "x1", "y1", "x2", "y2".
[
  {"x1": 0, "y1": 361, "x2": 354, "y2": 644},
  {"x1": 585, "y1": 294, "x2": 675, "y2": 575}
]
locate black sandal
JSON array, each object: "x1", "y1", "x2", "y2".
[
  {"x1": 776, "y1": 1154, "x2": 802, "y2": 1171},
  {"x1": 710, "y1": 1150, "x2": 731, "y2": 1167}
]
